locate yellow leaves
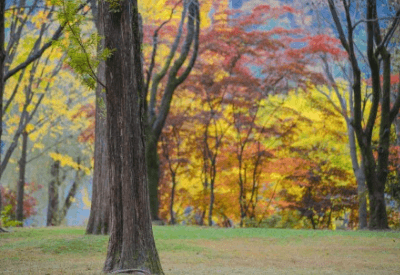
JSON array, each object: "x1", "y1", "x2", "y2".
[
  {"x1": 213, "y1": 70, "x2": 229, "y2": 82},
  {"x1": 32, "y1": 11, "x2": 49, "y2": 28},
  {"x1": 49, "y1": 152, "x2": 91, "y2": 175},
  {"x1": 33, "y1": 142, "x2": 45, "y2": 150},
  {"x1": 25, "y1": 124, "x2": 35, "y2": 133}
]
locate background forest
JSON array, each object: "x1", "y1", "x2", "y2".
[{"x1": 1, "y1": 0, "x2": 400, "y2": 232}]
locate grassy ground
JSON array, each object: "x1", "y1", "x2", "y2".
[{"x1": 0, "y1": 226, "x2": 399, "y2": 274}]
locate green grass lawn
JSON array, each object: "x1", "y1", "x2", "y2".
[{"x1": 1, "y1": 226, "x2": 399, "y2": 274}]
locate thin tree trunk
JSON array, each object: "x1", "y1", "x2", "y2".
[
  {"x1": 102, "y1": 0, "x2": 163, "y2": 273},
  {"x1": 47, "y1": 160, "x2": 60, "y2": 226},
  {"x1": 346, "y1": 120, "x2": 368, "y2": 229},
  {"x1": 145, "y1": 0, "x2": 200, "y2": 222},
  {"x1": 86, "y1": 0, "x2": 110, "y2": 235},
  {"x1": 146, "y1": 135, "x2": 160, "y2": 221},
  {"x1": 208, "y1": 179, "x2": 215, "y2": 226},
  {"x1": 356, "y1": 167, "x2": 368, "y2": 228},
  {"x1": 58, "y1": 157, "x2": 82, "y2": 223},
  {"x1": 16, "y1": 131, "x2": 28, "y2": 223},
  {"x1": 169, "y1": 173, "x2": 176, "y2": 225}
]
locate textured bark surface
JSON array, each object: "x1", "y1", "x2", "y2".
[
  {"x1": 86, "y1": 62, "x2": 110, "y2": 234},
  {"x1": 86, "y1": 81, "x2": 110, "y2": 233},
  {"x1": 86, "y1": 0, "x2": 110, "y2": 235},
  {"x1": 16, "y1": 131, "x2": 28, "y2": 222},
  {"x1": 102, "y1": 0, "x2": 163, "y2": 273}
]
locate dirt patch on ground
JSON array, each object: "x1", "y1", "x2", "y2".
[{"x1": 159, "y1": 237, "x2": 400, "y2": 275}]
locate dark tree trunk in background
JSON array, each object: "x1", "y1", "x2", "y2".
[
  {"x1": 47, "y1": 160, "x2": 60, "y2": 226},
  {"x1": 328, "y1": 0, "x2": 400, "y2": 229},
  {"x1": 86, "y1": 0, "x2": 110, "y2": 235},
  {"x1": 356, "y1": 167, "x2": 368, "y2": 229},
  {"x1": 59, "y1": 157, "x2": 82, "y2": 223},
  {"x1": 145, "y1": 0, "x2": 200, "y2": 221},
  {"x1": 146, "y1": 135, "x2": 160, "y2": 221},
  {"x1": 0, "y1": 0, "x2": 5, "y2": 214},
  {"x1": 346, "y1": 121, "x2": 368, "y2": 229},
  {"x1": 16, "y1": 131, "x2": 28, "y2": 223},
  {"x1": 169, "y1": 172, "x2": 176, "y2": 225},
  {"x1": 86, "y1": 75, "x2": 110, "y2": 233},
  {"x1": 101, "y1": 0, "x2": 163, "y2": 273}
]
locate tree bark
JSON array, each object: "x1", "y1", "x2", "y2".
[
  {"x1": 47, "y1": 160, "x2": 60, "y2": 226},
  {"x1": 101, "y1": 0, "x2": 163, "y2": 273},
  {"x1": 16, "y1": 131, "x2": 28, "y2": 223},
  {"x1": 86, "y1": 0, "x2": 110, "y2": 235},
  {"x1": 86, "y1": 80, "x2": 110, "y2": 233}
]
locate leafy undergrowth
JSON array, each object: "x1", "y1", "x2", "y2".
[{"x1": 0, "y1": 226, "x2": 399, "y2": 274}]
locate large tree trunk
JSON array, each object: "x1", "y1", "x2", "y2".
[
  {"x1": 16, "y1": 131, "x2": 28, "y2": 223},
  {"x1": 146, "y1": 135, "x2": 160, "y2": 221},
  {"x1": 47, "y1": 160, "x2": 60, "y2": 226},
  {"x1": 101, "y1": 0, "x2": 163, "y2": 273}
]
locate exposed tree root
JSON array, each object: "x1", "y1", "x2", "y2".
[{"x1": 111, "y1": 269, "x2": 151, "y2": 274}]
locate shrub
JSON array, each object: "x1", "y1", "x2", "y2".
[{"x1": 0, "y1": 182, "x2": 42, "y2": 227}]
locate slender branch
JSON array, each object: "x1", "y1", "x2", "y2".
[
  {"x1": 152, "y1": 0, "x2": 200, "y2": 139},
  {"x1": 390, "y1": 73, "x2": 400, "y2": 123},
  {"x1": 61, "y1": 0, "x2": 104, "y2": 88},
  {"x1": 353, "y1": 15, "x2": 400, "y2": 30},
  {"x1": 149, "y1": 0, "x2": 189, "y2": 123},
  {"x1": 327, "y1": 0, "x2": 350, "y2": 52},
  {"x1": 375, "y1": 8, "x2": 400, "y2": 56}
]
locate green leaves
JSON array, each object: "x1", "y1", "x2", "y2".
[
  {"x1": 105, "y1": 0, "x2": 122, "y2": 13},
  {"x1": 53, "y1": 0, "x2": 114, "y2": 90}
]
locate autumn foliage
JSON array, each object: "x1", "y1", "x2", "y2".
[
  {"x1": 0, "y1": 182, "x2": 42, "y2": 226},
  {"x1": 72, "y1": 1, "x2": 400, "y2": 229}
]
